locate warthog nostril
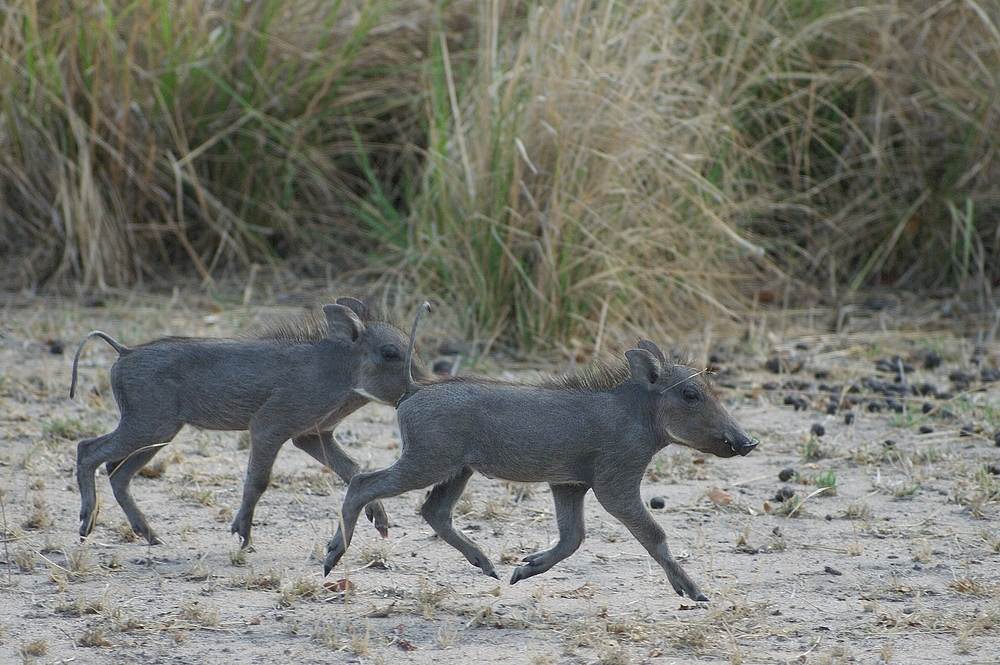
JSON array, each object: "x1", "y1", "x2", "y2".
[
  {"x1": 725, "y1": 433, "x2": 758, "y2": 456},
  {"x1": 738, "y1": 437, "x2": 759, "y2": 456}
]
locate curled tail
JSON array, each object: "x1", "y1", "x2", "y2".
[
  {"x1": 70, "y1": 331, "x2": 129, "y2": 398},
  {"x1": 400, "y1": 302, "x2": 432, "y2": 404}
]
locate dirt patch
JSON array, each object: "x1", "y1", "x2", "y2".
[{"x1": 1, "y1": 296, "x2": 998, "y2": 664}]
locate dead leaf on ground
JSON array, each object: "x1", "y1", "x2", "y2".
[{"x1": 708, "y1": 486, "x2": 734, "y2": 506}]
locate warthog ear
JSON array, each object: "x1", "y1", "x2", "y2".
[
  {"x1": 323, "y1": 304, "x2": 365, "y2": 342},
  {"x1": 625, "y1": 348, "x2": 661, "y2": 386},
  {"x1": 636, "y1": 339, "x2": 667, "y2": 365},
  {"x1": 335, "y1": 297, "x2": 371, "y2": 321}
]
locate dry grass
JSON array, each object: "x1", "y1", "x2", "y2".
[
  {"x1": 2, "y1": 1, "x2": 998, "y2": 351},
  {"x1": 0, "y1": 0, "x2": 464, "y2": 290}
]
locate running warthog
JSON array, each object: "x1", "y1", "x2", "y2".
[
  {"x1": 324, "y1": 307, "x2": 756, "y2": 601},
  {"x1": 71, "y1": 297, "x2": 426, "y2": 549}
]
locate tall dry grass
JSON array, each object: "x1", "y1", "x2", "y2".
[
  {"x1": 2, "y1": 0, "x2": 999, "y2": 350},
  {"x1": 0, "y1": 0, "x2": 466, "y2": 289},
  {"x1": 404, "y1": 0, "x2": 1000, "y2": 349}
]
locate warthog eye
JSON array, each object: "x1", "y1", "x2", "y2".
[
  {"x1": 380, "y1": 345, "x2": 402, "y2": 361},
  {"x1": 681, "y1": 385, "x2": 701, "y2": 402}
]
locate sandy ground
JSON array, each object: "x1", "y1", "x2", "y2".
[{"x1": 1, "y1": 293, "x2": 998, "y2": 664}]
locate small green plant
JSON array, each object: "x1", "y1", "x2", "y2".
[
  {"x1": 228, "y1": 549, "x2": 247, "y2": 567},
  {"x1": 892, "y1": 483, "x2": 921, "y2": 500},
  {"x1": 800, "y1": 437, "x2": 828, "y2": 461},
  {"x1": 814, "y1": 470, "x2": 837, "y2": 494}
]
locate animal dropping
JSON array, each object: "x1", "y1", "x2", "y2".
[
  {"x1": 70, "y1": 297, "x2": 426, "y2": 549},
  {"x1": 324, "y1": 306, "x2": 757, "y2": 602}
]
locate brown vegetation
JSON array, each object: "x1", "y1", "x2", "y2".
[{"x1": 2, "y1": 1, "x2": 999, "y2": 349}]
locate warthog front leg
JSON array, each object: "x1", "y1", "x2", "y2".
[
  {"x1": 593, "y1": 480, "x2": 707, "y2": 601},
  {"x1": 231, "y1": 420, "x2": 292, "y2": 550},
  {"x1": 292, "y1": 431, "x2": 389, "y2": 537},
  {"x1": 325, "y1": 457, "x2": 457, "y2": 576}
]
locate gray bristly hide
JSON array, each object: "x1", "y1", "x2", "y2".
[
  {"x1": 70, "y1": 297, "x2": 428, "y2": 550},
  {"x1": 324, "y1": 335, "x2": 757, "y2": 602}
]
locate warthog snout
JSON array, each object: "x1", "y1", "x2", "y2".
[{"x1": 725, "y1": 431, "x2": 759, "y2": 457}]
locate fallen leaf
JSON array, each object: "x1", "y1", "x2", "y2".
[
  {"x1": 324, "y1": 578, "x2": 355, "y2": 592},
  {"x1": 708, "y1": 486, "x2": 734, "y2": 507}
]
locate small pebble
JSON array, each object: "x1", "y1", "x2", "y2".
[
  {"x1": 774, "y1": 487, "x2": 795, "y2": 502},
  {"x1": 778, "y1": 468, "x2": 796, "y2": 482},
  {"x1": 783, "y1": 395, "x2": 808, "y2": 411},
  {"x1": 844, "y1": 413, "x2": 855, "y2": 425},
  {"x1": 918, "y1": 383, "x2": 938, "y2": 397},
  {"x1": 649, "y1": 497, "x2": 666, "y2": 510},
  {"x1": 811, "y1": 423, "x2": 825, "y2": 437},
  {"x1": 824, "y1": 566, "x2": 843, "y2": 576}
]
